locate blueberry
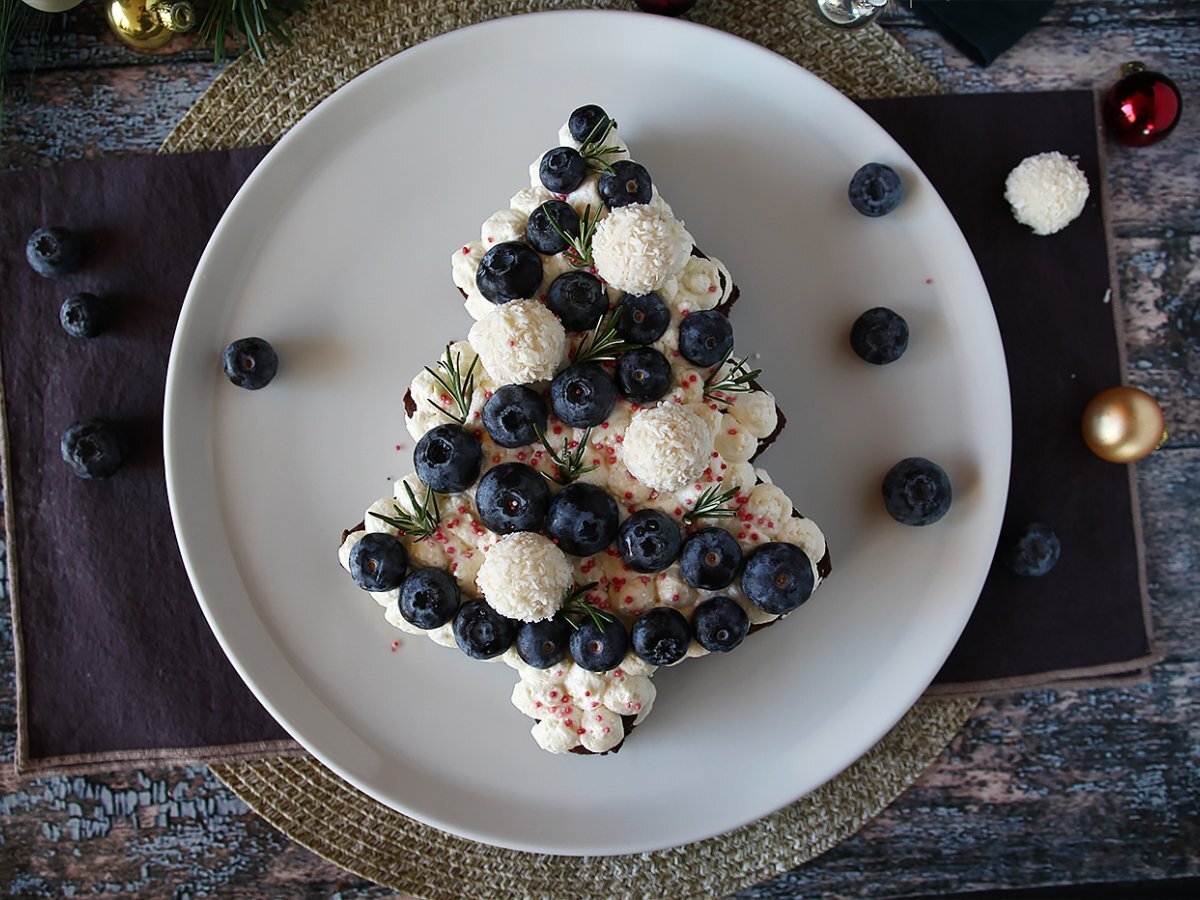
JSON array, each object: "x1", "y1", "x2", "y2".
[
  {"x1": 453, "y1": 599, "x2": 517, "y2": 660},
  {"x1": 476, "y1": 241, "x2": 544, "y2": 303},
  {"x1": 1000, "y1": 522, "x2": 1061, "y2": 577},
  {"x1": 397, "y1": 567, "x2": 459, "y2": 628},
  {"x1": 882, "y1": 457, "x2": 952, "y2": 525},
  {"x1": 631, "y1": 607, "x2": 691, "y2": 666},
  {"x1": 348, "y1": 532, "x2": 409, "y2": 592},
  {"x1": 59, "y1": 292, "x2": 111, "y2": 339},
  {"x1": 474, "y1": 462, "x2": 551, "y2": 534},
  {"x1": 599, "y1": 160, "x2": 652, "y2": 208},
  {"x1": 222, "y1": 337, "x2": 279, "y2": 390},
  {"x1": 546, "y1": 271, "x2": 609, "y2": 331},
  {"x1": 60, "y1": 418, "x2": 129, "y2": 479},
  {"x1": 526, "y1": 200, "x2": 581, "y2": 255},
  {"x1": 848, "y1": 163, "x2": 902, "y2": 217},
  {"x1": 680, "y1": 527, "x2": 743, "y2": 590},
  {"x1": 678, "y1": 310, "x2": 734, "y2": 367},
  {"x1": 539, "y1": 147, "x2": 587, "y2": 194},
  {"x1": 414, "y1": 423, "x2": 483, "y2": 493},
  {"x1": 692, "y1": 596, "x2": 750, "y2": 652},
  {"x1": 516, "y1": 617, "x2": 573, "y2": 668},
  {"x1": 546, "y1": 482, "x2": 619, "y2": 556},
  {"x1": 850, "y1": 307, "x2": 909, "y2": 365},
  {"x1": 568, "y1": 104, "x2": 613, "y2": 143},
  {"x1": 742, "y1": 542, "x2": 814, "y2": 615},
  {"x1": 618, "y1": 509, "x2": 683, "y2": 573},
  {"x1": 482, "y1": 384, "x2": 548, "y2": 448},
  {"x1": 570, "y1": 615, "x2": 628, "y2": 672},
  {"x1": 550, "y1": 362, "x2": 617, "y2": 428},
  {"x1": 615, "y1": 292, "x2": 670, "y2": 344},
  {"x1": 615, "y1": 347, "x2": 673, "y2": 404},
  {"x1": 26, "y1": 226, "x2": 83, "y2": 278}
]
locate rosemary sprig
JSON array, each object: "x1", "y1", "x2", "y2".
[
  {"x1": 533, "y1": 424, "x2": 599, "y2": 485},
  {"x1": 368, "y1": 481, "x2": 441, "y2": 542},
  {"x1": 579, "y1": 117, "x2": 623, "y2": 175},
  {"x1": 572, "y1": 302, "x2": 629, "y2": 365},
  {"x1": 559, "y1": 582, "x2": 612, "y2": 631},
  {"x1": 702, "y1": 350, "x2": 762, "y2": 411},
  {"x1": 424, "y1": 344, "x2": 479, "y2": 425},
  {"x1": 544, "y1": 202, "x2": 601, "y2": 269},
  {"x1": 198, "y1": 0, "x2": 309, "y2": 64},
  {"x1": 682, "y1": 484, "x2": 741, "y2": 526}
]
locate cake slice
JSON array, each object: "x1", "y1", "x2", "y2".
[{"x1": 339, "y1": 107, "x2": 829, "y2": 754}]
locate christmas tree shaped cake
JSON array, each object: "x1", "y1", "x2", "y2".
[{"x1": 339, "y1": 106, "x2": 831, "y2": 754}]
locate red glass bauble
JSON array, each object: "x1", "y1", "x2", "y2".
[
  {"x1": 634, "y1": 0, "x2": 699, "y2": 15},
  {"x1": 1103, "y1": 62, "x2": 1183, "y2": 147}
]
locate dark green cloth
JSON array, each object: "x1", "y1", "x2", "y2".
[{"x1": 913, "y1": 0, "x2": 1054, "y2": 66}]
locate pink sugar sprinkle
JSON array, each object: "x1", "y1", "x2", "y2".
[
  {"x1": 390, "y1": 640, "x2": 400, "y2": 652},
  {"x1": 625, "y1": 597, "x2": 633, "y2": 604},
  {"x1": 487, "y1": 236, "x2": 494, "y2": 243},
  {"x1": 584, "y1": 690, "x2": 591, "y2": 697},
  {"x1": 603, "y1": 726, "x2": 611, "y2": 734},
  {"x1": 727, "y1": 428, "x2": 738, "y2": 435},
  {"x1": 708, "y1": 283, "x2": 718, "y2": 292},
  {"x1": 556, "y1": 669, "x2": 564, "y2": 677},
  {"x1": 624, "y1": 491, "x2": 633, "y2": 499},
  {"x1": 596, "y1": 714, "x2": 603, "y2": 722},
  {"x1": 550, "y1": 690, "x2": 558, "y2": 698},
  {"x1": 566, "y1": 719, "x2": 574, "y2": 727},
  {"x1": 394, "y1": 444, "x2": 403, "y2": 451},
  {"x1": 577, "y1": 728, "x2": 586, "y2": 735},
  {"x1": 553, "y1": 425, "x2": 563, "y2": 435},
  {"x1": 535, "y1": 701, "x2": 542, "y2": 708},
  {"x1": 461, "y1": 247, "x2": 469, "y2": 254}
]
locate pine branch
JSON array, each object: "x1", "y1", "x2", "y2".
[{"x1": 198, "y1": 0, "x2": 308, "y2": 64}]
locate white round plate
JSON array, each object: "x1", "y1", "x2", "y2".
[{"x1": 166, "y1": 10, "x2": 1009, "y2": 856}]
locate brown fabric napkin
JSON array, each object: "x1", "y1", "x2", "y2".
[{"x1": 0, "y1": 91, "x2": 1155, "y2": 776}]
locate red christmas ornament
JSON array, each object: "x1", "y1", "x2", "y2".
[
  {"x1": 634, "y1": 0, "x2": 698, "y2": 15},
  {"x1": 1103, "y1": 62, "x2": 1183, "y2": 147}
]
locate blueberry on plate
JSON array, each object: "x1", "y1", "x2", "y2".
[
  {"x1": 568, "y1": 104, "x2": 613, "y2": 143},
  {"x1": 516, "y1": 617, "x2": 573, "y2": 668},
  {"x1": 348, "y1": 532, "x2": 408, "y2": 593},
  {"x1": 475, "y1": 462, "x2": 551, "y2": 534},
  {"x1": 546, "y1": 271, "x2": 609, "y2": 332},
  {"x1": 616, "y1": 347, "x2": 673, "y2": 404},
  {"x1": 539, "y1": 147, "x2": 587, "y2": 194},
  {"x1": 550, "y1": 362, "x2": 617, "y2": 428},
  {"x1": 222, "y1": 337, "x2": 279, "y2": 390},
  {"x1": 398, "y1": 567, "x2": 460, "y2": 628},
  {"x1": 618, "y1": 509, "x2": 683, "y2": 573},
  {"x1": 742, "y1": 542, "x2": 814, "y2": 615},
  {"x1": 476, "y1": 241, "x2": 544, "y2": 303},
  {"x1": 59, "y1": 292, "x2": 111, "y2": 339},
  {"x1": 414, "y1": 423, "x2": 483, "y2": 493},
  {"x1": 848, "y1": 162, "x2": 902, "y2": 217},
  {"x1": 692, "y1": 596, "x2": 750, "y2": 652},
  {"x1": 570, "y1": 615, "x2": 628, "y2": 672},
  {"x1": 615, "y1": 292, "x2": 670, "y2": 344},
  {"x1": 1000, "y1": 522, "x2": 1061, "y2": 577},
  {"x1": 680, "y1": 527, "x2": 743, "y2": 590},
  {"x1": 526, "y1": 200, "x2": 581, "y2": 255},
  {"x1": 882, "y1": 457, "x2": 952, "y2": 526},
  {"x1": 546, "y1": 482, "x2": 619, "y2": 556},
  {"x1": 631, "y1": 607, "x2": 691, "y2": 666},
  {"x1": 482, "y1": 384, "x2": 548, "y2": 448},
  {"x1": 60, "y1": 418, "x2": 129, "y2": 479},
  {"x1": 453, "y1": 599, "x2": 517, "y2": 660},
  {"x1": 678, "y1": 309, "x2": 734, "y2": 367},
  {"x1": 599, "y1": 160, "x2": 652, "y2": 208},
  {"x1": 850, "y1": 307, "x2": 909, "y2": 365},
  {"x1": 26, "y1": 226, "x2": 83, "y2": 278}
]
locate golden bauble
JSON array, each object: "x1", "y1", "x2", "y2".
[
  {"x1": 1082, "y1": 386, "x2": 1167, "y2": 463},
  {"x1": 106, "y1": 0, "x2": 194, "y2": 52}
]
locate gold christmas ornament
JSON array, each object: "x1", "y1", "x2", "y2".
[
  {"x1": 106, "y1": 0, "x2": 195, "y2": 52},
  {"x1": 1082, "y1": 386, "x2": 1167, "y2": 463}
]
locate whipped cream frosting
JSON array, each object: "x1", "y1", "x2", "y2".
[{"x1": 341, "y1": 116, "x2": 828, "y2": 754}]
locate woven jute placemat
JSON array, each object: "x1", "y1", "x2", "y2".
[{"x1": 169, "y1": 0, "x2": 972, "y2": 894}]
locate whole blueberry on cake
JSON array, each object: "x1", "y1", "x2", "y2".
[{"x1": 340, "y1": 107, "x2": 831, "y2": 754}]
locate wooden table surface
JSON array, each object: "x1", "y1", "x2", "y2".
[{"x1": 1, "y1": 2, "x2": 1197, "y2": 896}]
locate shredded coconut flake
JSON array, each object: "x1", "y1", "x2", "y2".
[
  {"x1": 475, "y1": 532, "x2": 573, "y2": 622},
  {"x1": 622, "y1": 403, "x2": 714, "y2": 492},
  {"x1": 468, "y1": 298, "x2": 566, "y2": 384},
  {"x1": 1004, "y1": 151, "x2": 1089, "y2": 236},
  {"x1": 591, "y1": 203, "x2": 693, "y2": 294}
]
